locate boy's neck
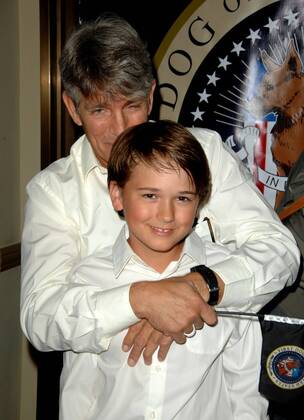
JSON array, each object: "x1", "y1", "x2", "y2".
[{"x1": 127, "y1": 239, "x2": 184, "y2": 273}]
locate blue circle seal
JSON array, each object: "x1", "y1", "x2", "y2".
[{"x1": 266, "y1": 345, "x2": 304, "y2": 390}]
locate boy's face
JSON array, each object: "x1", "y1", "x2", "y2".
[
  {"x1": 63, "y1": 83, "x2": 155, "y2": 168},
  {"x1": 109, "y1": 161, "x2": 200, "y2": 270}
]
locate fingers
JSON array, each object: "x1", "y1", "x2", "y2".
[
  {"x1": 157, "y1": 335, "x2": 174, "y2": 362},
  {"x1": 193, "y1": 318, "x2": 204, "y2": 330},
  {"x1": 172, "y1": 333, "x2": 187, "y2": 344},
  {"x1": 122, "y1": 319, "x2": 147, "y2": 353},
  {"x1": 142, "y1": 330, "x2": 164, "y2": 365},
  {"x1": 123, "y1": 320, "x2": 157, "y2": 367},
  {"x1": 183, "y1": 324, "x2": 196, "y2": 338},
  {"x1": 123, "y1": 322, "x2": 176, "y2": 366},
  {"x1": 200, "y1": 303, "x2": 218, "y2": 326},
  {"x1": 183, "y1": 324, "x2": 195, "y2": 336}
]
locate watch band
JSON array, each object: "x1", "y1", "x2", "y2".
[{"x1": 190, "y1": 265, "x2": 219, "y2": 305}]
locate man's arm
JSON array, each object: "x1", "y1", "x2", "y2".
[
  {"x1": 20, "y1": 179, "x2": 139, "y2": 353},
  {"x1": 122, "y1": 129, "x2": 300, "y2": 364},
  {"x1": 20, "y1": 177, "x2": 216, "y2": 354},
  {"x1": 191, "y1": 127, "x2": 300, "y2": 311}
]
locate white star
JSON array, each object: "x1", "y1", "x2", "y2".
[
  {"x1": 207, "y1": 72, "x2": 220, "y2": 86},
  {"x1": 231, "y1": 41, "x2": 245, "y2": 56},
  {"x1": 264, "y1": 17, "x2": 280, "y2": 33},
  {"x1": 218, "y1": 56, "x2": 232, "y2": 71},
  {"x1": 191, "y1": 107, "x2": 204, "y2": 122},
  {"x1": 197, "y1": 89, "x2": 211, "y2": 103},
  {"x1": 246, "y1": 28, "x2": 261, "y2": 45},
  {"x1": 284, "y1": 9, "x2": 299, "y2": 26}
]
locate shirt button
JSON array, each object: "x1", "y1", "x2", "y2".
[
  {"x1": 150, "y1": 411, "x2": 156, "y2": 419},
  {"x1": 155, "y1": 366, "x2": 161, "y2": 373}
]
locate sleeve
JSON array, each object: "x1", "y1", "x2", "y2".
[
  {"x1": 20, "y1": 176, "x2": 138, "y2": 354},
  {"x1": 193, "y1": 128, "x2": 301, "y2": 312}
]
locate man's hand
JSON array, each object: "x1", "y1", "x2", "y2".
[
  {"x1": 122, "y1": 320, "x2": 173, "y2": 366},
  {"x1": 129, "y1": 278, "x2": 217, "y2": 341}
]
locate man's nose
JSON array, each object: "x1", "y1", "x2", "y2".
[{"x1": 111, "y1": 111, "x2": 129, "y2": 137}]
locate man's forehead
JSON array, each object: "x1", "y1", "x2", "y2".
[{"x1": 81, "y1": 92, "x2": 144, "y2": 107}]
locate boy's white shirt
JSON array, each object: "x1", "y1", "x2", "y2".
[{"x1": 59, "y1": 226, "x2": 268, "y2": 420}]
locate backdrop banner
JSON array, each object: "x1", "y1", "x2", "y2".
[{"x1": 156, "y1": 0, "x2": 304, "y2": 210}]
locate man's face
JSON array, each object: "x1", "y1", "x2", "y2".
[
  {"x1": 63, "y1": 84, "x2": 155, "y2": 167},
  {"x1": 109, "y1": 161, "x2": 199, "y2": 271}
]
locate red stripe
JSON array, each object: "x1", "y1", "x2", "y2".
[{"x1": 253, "y1": 121, "x2": 267, "y2": 194}]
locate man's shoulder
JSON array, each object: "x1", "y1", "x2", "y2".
[
  {"x1": 71, "y1": 245, "x2": 115, "y2": 285},
  {"x1": 84, "y1": 244, "x2": 114, "y2": 267},
  {"x1": 186, "y1": 127, "x2": 222, "y2": 147},
  {"x1": 186, "y1": 127, "x2": 224, "y2": 161},
  {"x1": 26, "y1": 136, "x2": 86, "y2": 191}
]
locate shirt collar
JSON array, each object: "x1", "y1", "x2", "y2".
[
  {"x1": 79, "y1": 135, "x2": 108, "y2": 179},
  {"x1": 112, "y1": 226, "x2": 206, "y2": 278},
  {"x1": 112, "y1": 226, "x2": 134, "y2": 277}
]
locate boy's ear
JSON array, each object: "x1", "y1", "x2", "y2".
[
  {"x1": 109, "y1": 181, "x2": 123, "y2": 212},
  {"x1": 62, "y1": 91, "x2": 82, "y2": 126}
]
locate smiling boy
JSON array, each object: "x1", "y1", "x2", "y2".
[{"x1": 58, "y1": 120, "x2": 268, "y2": 420}]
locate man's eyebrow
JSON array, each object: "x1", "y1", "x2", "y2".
[{"x1": 85, "y1": 102, "x2": 105, "y2": 110}]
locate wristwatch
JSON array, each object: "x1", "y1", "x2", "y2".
[{"x1": 190, "y1": 265, "x2": 219, "y2": 305}]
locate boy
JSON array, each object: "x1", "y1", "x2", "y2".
[{"x1": 59, "y1": 120, "x2": 268, "y2": 419}]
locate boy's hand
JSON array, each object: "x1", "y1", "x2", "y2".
[{"x1": 122, "y1": 320, "x2": 173, "y2": 366}]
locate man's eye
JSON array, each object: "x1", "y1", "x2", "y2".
[{"x1": 128, "y1": 102, "x2": 142, "y2": 109}]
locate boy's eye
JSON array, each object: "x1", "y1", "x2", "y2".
[
  {"x1": 177, "y1": 196, "x2": 191, "y2": 202},
  {"x1": 143, "y1": 193, "x2": 157, "y2": 199}
]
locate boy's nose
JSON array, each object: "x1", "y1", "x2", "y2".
[{"x1": 158, "y1": 201, "x2": 174, "y2": 223}]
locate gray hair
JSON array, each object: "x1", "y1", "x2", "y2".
[{"x1": 59, "y1": 13, "x2": 154, "y2": 104}]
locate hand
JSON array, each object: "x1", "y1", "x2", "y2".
[
  {"x1": 129, "y1": 278, "x2": 217, "y2": 340},
  {"x1": 122, "y1": 320, "x2": 173, "y2": 367}
]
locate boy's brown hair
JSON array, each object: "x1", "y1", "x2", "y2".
[{"x1": 107, "y1": 120, "x2": 211, "y2": 206}]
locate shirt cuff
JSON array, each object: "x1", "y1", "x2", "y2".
[
  {"x1": 210, "y1": 257, "x2": 253, "y2": 309},
  {"x1": 96, "y1": 284, "x2": 140, "y2": 338}
]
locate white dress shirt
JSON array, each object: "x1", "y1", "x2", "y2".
[
  {"x1": 59, "y1": 228, "x2": 268, "y2": 420},
  {"x1": 20, "y1": 128, "x2": 300, "y2": 354}
]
